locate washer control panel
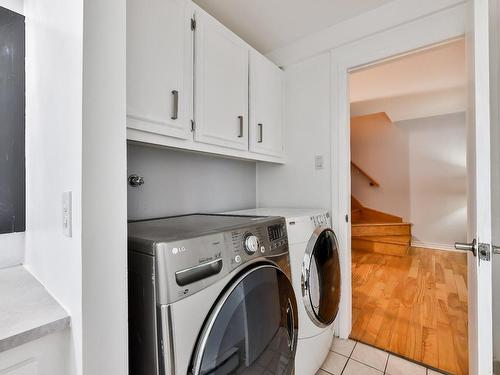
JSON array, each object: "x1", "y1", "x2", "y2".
[
  {"x1": 129, "y1": 215, "x2": 290, "y2": 305},
  {"x1": 227, "y1": 220, "x2": 288, "y2": 271},
  {"x1": 243, "y1": 233, "x2": 260, "y2": 254}
]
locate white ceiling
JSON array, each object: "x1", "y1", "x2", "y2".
[
  {"x1": 192, "y1": 0, "x2": 395, "y2": 53},
  {"x1": 350, "y1": 39, "x2": 466, "y2": 121},
  {"x1": 350, "y1": 39, "x2": 466, "y2": 103}
]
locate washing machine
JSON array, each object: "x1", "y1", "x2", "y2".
[
  {"x1": 127, "y1": 213, "x2": 299, "y2": 375},
  {"x1": 228, "y1": 208, "x2": 341, "y2": 375}
]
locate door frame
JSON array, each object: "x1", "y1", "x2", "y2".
[{"x1": 329, "y1": 0, "x2": 468, "y2": 345}]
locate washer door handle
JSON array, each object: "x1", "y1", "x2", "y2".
[{"x1": 301, "y1": 269, "x2": 309, "y2": 297}]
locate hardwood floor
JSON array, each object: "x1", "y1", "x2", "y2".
[{"x1": 350, "y1": 246, "x2": 468, "y2": 375}]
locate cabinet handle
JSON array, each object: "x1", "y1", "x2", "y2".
[
  {"x1": 238, "y1": 116, "x2": 244, "y2": 137},
  {"x1": 258, "y1": 123, "x2": 263, "y2": 143},
  {"x1": 171, "y1": 90, "x2": 179, "y2": 120}
]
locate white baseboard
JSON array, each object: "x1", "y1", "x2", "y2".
[{"x1": 411, "y1": 240, "x2": 465, "y2": 253}]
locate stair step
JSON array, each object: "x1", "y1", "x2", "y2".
[
  {"x1": 352, "y1": 237, "x2": 409, "y2": 256},
  {"x1": 351, "y1": 207, "x2": 403, "y2": 224},
  {"x1": 352, "y1": 222, "x2": 411, "y2": 237}
]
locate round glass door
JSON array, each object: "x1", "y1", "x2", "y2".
[
  {"x1": 302, "y1": 228, "x2": 341, "y2": 327},
  {"x1": 190, "y1": 264, "x2": 298, "y2": 375}
]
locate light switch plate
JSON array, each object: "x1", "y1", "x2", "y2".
[
  {"x1": 315, "y1": 155, "x2": 324, "y2": 170},
  {"x1": 62, "y1": 191, "x2": 72, "y2": 237}
]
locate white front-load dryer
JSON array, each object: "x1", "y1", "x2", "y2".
[{"x1": 228, "y1": 208, "x2": 342, "y2": 375}]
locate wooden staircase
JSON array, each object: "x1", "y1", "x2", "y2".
[{"x1": 351, "y1": 196, "x2": 412, "y2": 256}]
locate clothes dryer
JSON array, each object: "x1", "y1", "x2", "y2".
[{"x1": 228, "y1": 208, "x2": 341, "y2": 375}]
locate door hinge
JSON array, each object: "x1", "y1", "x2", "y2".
[
  {"x1": 191, "y1": 18, "x2": 196, "y2": 31},
  {"x1": 478, "y1": 243, "x2": 491, "y2": 261},
  {"x1": 345, "y1": 214, "x2": 349, "y2": 223},
  {"x1": 191, "y1": 119, "x2": 196, "y2": 132}
]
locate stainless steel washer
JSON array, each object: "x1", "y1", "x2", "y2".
[{"x1": 128, "y1": 214, "x2": 298, "y2": 375}]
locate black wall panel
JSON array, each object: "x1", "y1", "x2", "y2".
[{"x1": 0, "y1": 7, "x2": 25, "y2": 234}]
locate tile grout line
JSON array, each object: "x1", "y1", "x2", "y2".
[
  {"x1": 383, "y1": 353, "x2": 389, "y2": 374},
  {"x1": 329, "y1": 338, "x2": 441, "y2": 375},
  {"x1": 348, "y1": 357, "x2": 387, "y2": 374},
  {"x1": 340, "y1": 341, "x2": 356, "y2": 375},
  {"x1": 350, "y1": 341, "x2": 388, "y2": 374}
]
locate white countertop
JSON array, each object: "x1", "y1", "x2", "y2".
[{"x1": 0, "y1": 265, "x2": 70, "y2": 352}]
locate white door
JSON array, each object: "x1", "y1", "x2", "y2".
[
  {"x1": 491, "y1": 0, "x2": 500, "y2": 372},
  {"x1": 462, "y1": 0, "x2": 495, "y2": 374},
  {"x1": 249, "y1": 51, "x2": 284, "y2": 157},
  {"x1": 193, "y1": 6, "x2": 249, "y2": 151},
  {"x1": 127, "y1": 0, "x2": 192, "y2": 139}
]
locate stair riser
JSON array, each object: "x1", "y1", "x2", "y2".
[
  {"x1": 357, "y1": 209, "x2": 403, "y2": 224},
  {"x1": 352, "y1": 239, "x2": 409, "y2": 256},
  {"x1": 352, "y1": 225, "x2": 411, "y2": 237},
  {"x1": 351, "y1": 211, "x2": 362, "y2": 222},
  {"x1": 355, "y1": 236, "x2": 411, "y2": 246}
]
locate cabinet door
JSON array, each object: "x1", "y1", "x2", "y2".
[
  {"x1": 249, "y1": 51, "x2": 284, "y2": 157},
  {"x1": 127, "y1": 0, "x2": 192, "y2": 139},
  {"x1": 194, "y1": 7, "x2": 249, "y2": 151}
]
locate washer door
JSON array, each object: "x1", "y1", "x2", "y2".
[
  {"x1": 302, "y1": 227, "x2": 341, "y2": 327},
  {"x1": 190, "y1": 264, "x2": 298, "y2": 375}
]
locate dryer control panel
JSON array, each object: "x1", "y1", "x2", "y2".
[{"x1": 310, "y1": 212, "x2": 331, "y2": 228}]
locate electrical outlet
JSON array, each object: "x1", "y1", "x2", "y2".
[
  {"x1": 315, "y1": 155, "x2": 324, "y2": 170},
  {"x1": 62, "y1": 191, "x2": 72, "y2": 237}
]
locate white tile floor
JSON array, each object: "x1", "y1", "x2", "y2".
[{"x1": 318, "y1": 338, "x2": 448, "y2": 375}]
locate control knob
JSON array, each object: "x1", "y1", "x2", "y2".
[{"x1": 243, "y1": 233, "x2": 260, "y2": 254}]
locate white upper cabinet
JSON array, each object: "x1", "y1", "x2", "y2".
[
  {"x1": 249, "y1": 51, "x2": 284, "y2": 157},
  {"x1": 126, "y1": 1, "x2": 285, "y2": 163},
  {"x1": 193, "y1": 6, "x2": 249, "y2": 151},
  {"x1": 127, "y1": 0, "x2": 192, "y2": 139}
]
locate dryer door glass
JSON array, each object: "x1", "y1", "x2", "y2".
[
  {"x1": 304, "y1": 228, "x2": 341, "y2": 327},
  {"x1": 190, "y1": 264, "x2": 298, "y2": 375}
]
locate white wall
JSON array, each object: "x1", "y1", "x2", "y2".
[
  {"x1": 22, "y1": 1, "x2": 83, "y2": 374},
  {"x1": 405, "y1": 112, "x2": 467, "y2": 247},
  {"x1": 256, "y1": 53, "x2": 332, "y2": 213},
  {"x1": 0, "y1": 0, "x2": 24, "y2": 270},
  {"x1": 81, "y1": 0, "x2": 127, "y2": 373},
  {"x1": 0, "y1": 233, "x2": 24, "y2": 269},
  {"x1": 350, "y1": 114, "x2": 411, "y2": 220},
  {"x1": 0, "y1": 0, "x2": 22, "y2": 14},
  {"x1": 128, "y1": 144, "x2": 257, "y2": 220},
  {"x1": 351, "y1": 112, "x2": 467, "y2": 248}
]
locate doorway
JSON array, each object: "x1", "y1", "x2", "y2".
[{"x1": 347, "y1": 40, "x2": 468, "y2": 374}]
